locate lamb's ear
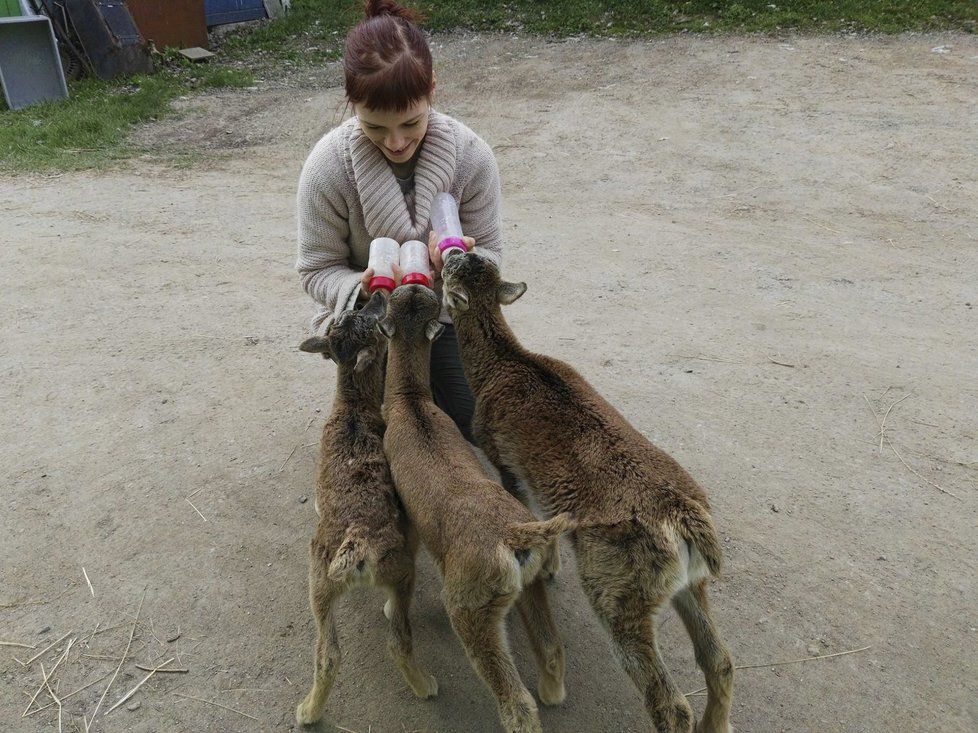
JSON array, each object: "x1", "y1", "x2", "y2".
[
  {"x1": 425, "y1": 320, "x2": 445, "y2": 342},
  {"x1": 299, "y1": 336, "x2": 334, "y2": 361},
  {"x1": 497, "y1": 281, "x2": 527, "y2": 305},
  {"x1": 377, "y1": 316, "x2": 395, "y2": 340},
  {"x1": 354, "y1": 348, "x2": 374, "y2": 373},
  {"x1": 445, "y1": 288, "x2": 469, "y2": 312},
  {"x1": 362, "y1": 289, "x2": 387, "y2": 318}
]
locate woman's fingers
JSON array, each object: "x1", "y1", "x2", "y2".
[
  {"x1": 426, "y1": 232, "x2": 475, "y2": 275},
  {"x1": 430, "y1": 242, "x2": 445, "y2": 275},
  {"x1": 360, "y1": 267, "x2": 374, "y2": 296}
]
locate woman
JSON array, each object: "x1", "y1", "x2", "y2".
[{"x1": 296, "y1": 0, "x2": 501, "y2": 443}]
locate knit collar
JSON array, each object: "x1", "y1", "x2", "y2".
[{"x1": 349, "y1": 111, "x2": 457, "y2": 242}]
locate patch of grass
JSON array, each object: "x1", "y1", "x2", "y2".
[
  {"x1": 225, "y1": 0, "x2": 977, "y2": 52},
  {"x1": 0, "y1": 61, "x2": 254, "y2": 173},
  {"x1": 192, "y1": 66, "x2": 256, "y2": 89},
  {"x1": 415, "y1": 0, "x2": 978, "y2": 36},
  {"x1": 0, "y1": 75, "x2": 183, "y2": 172}
]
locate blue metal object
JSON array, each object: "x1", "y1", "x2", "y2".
[
  {"x1": 204, "y1": 0, "x2": 267, "y2": 27},
  {"x1": 0, "y1": 0, "x2": 69, "y2": 110}
]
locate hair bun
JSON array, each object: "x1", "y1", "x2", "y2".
[{"x1": 364, "y1": 0, "x2": 418, "y2": 22}]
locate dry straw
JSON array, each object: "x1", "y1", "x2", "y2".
[{"x1": 684, "y1": 645, "x2": 871, "y2": 697}]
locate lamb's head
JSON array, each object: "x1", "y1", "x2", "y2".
[
  {"x1": 298, "y1": 290, "x2": 388, "y2": 373},
  {"x1": 441, "y1": 252, "x2": 526, "y2": 315},
  {"x1": 377, "y1": 284, "x2": 444, "y2": 344}
]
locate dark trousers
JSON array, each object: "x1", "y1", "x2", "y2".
[{"x1": 430, "y1": 324, "x2": 476, "y2": 444}]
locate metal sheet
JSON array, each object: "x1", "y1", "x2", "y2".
[
  {"x1": 204, "y1": 0, "x2": 266, "y2": 27},
  {"x1": 126, "y1": 0, "x2": 207, "y2": 50},
  {"x1": 0, "y1": 15, "x2": 69, "y2": 110}
]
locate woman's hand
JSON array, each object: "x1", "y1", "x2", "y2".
[
  {"x1": 359, "y1": 267, "x2": 375, "y2": 298},
  {"x1": 360, "y1": 263, "x2": 404, "y2": 298},
  {"x1": 428, "y1": 231, "x2": 476, "y2": 275}
]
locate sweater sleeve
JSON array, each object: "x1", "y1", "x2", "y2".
[
  {"x1": 458, "y1": 137, "x2": 503, "y2": 268},
  {"x1": 295, "y1": 137, "x2": 364, "y2": 328}
]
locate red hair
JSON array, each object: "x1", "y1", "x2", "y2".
[{"x1": 344, "y1": 0, "x2": 434, "y2": 112}]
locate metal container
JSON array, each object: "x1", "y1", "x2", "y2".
[{"x1": 0, "y1": 0, "x2": 69, "y2": 110}]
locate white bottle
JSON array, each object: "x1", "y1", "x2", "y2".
[
  {"x1": 430, "y1": 192, "x2": 468, "y2": 260},
  {"x1": 399, "y1": 240, "x2": 432, "y2": 288},
  {"x1": 367, "y1": 237, "x2": 400, "y2": 293}
]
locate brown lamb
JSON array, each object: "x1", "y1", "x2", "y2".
[
  {"x1": 294, "y1": 292, "x2": 437, "y2": 727},
  {"x1": 442, "y1": 253, "x2": 735, "y2": 733},
  {"x1": 380, "y1": 284, "x2": 575, "y2": 733}
]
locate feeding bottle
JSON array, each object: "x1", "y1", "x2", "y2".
[
  {"x1": 367, "y1": 237, "x2": 399, "y2": 293},
  {"x1": 399, "y1": 240, "x2": 432, "y2": 288},
  {"x1": 430, "y1": 192, "x2": 469, "y2": 260}
]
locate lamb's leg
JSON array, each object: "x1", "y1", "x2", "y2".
[
  {"x1": 449, "y1": 602, "x2": 542, "y2": 733},
  {"x1": 610, "y1": 609, "x2": 693, "y2": 732},
  {"x1": 515, "y1": 576, "x2": 566, "y2": 705},
  {"x1": 585, "y1": 582, "x2": 693, "y2": 733},
  {"x1": 476, "y1": 428, "x2": 561, "y2": 581},
  {"x1": 540, "y1": 537, "x2": 562, "y2": 582},
  {"x1": 672, "y1": 581, "x2": 734, "y2": 733},
  {"x1": 384, "y1": 576, "x2": 438, "y2": 698},
  {"x1": 473, "y1": 425, "x2": 528, "y2": 503},
  {"x1": 296, "y1": 544, "x2": 342, "y2": 726}
]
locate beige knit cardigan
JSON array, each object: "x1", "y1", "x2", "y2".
[{"x1": 296, "y1": 110, "x2": 502, "y2": 331}]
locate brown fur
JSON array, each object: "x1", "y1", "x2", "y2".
[
  {"x1": 380, "y1": 285, "x2": 574, "y2": 733},
  {"x1": 294, "y1": 292, "x2": 437, "y2": 727},
  {"x1": 443, "y1": 254, "x2": 735, "y2": 733}
]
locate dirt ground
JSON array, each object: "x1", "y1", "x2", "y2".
[{"x1": 2, "y1": 32, "x2": 976, "y2": 733}]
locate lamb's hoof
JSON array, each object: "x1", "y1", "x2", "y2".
[
  {"x1": 671, "y1": 699, "x2": 695, "y2": 733},
  {"x1": 696, "y1": 721, "x2": 733, "y2": 733},
  {"x1": 537, "y1": 676, "x2": 565, "y2": 706},
  {"x1": 295, "y1": 698, "x2": 323, "y2": 726},
  {"x1": 409, "y1": 672, "x2": 439, "y2": 699},
  {"x1": 504, "y1": 691, "x2": 543, "y2": 733},
  {"x1": 383, "y1": 599, "x2": 393, "y2": 620},
  {"x1": 508, "y1": 715, "x2": 543, "y2": 733}
]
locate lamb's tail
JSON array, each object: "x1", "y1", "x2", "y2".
[
  {"x1": 326, "y1": 528, "x2": 375, "y2": 583},
  {"x1": 680, "y1": 509, "x2": 724, "y2": 578},
  {"x1": 504, "y1": 512, "x2": 577, "y2": 551}
]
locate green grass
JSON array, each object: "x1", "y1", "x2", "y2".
[
  {"x1": 417, "y1": 0, "x2": 978, "y2": 36},
  {"x1": 218, "y1": 0, "x2": 978, "y2": 56},
  {"x1": 2, "y1": 1, "x2": 974, "y2": 173},
  {"x1": 0, "y1": 60, "x2": 254, "y2": 173},
  {"x1": 0, "y1": 75, "x2": 183, "y2": 172}
]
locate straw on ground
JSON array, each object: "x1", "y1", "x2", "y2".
[
  {"x1": 106, "y1": 657, "x2": 175, "y2": 713},
  {"x1": 82, "y1": 567, "x2": 96, "y2": 598},
  {"x1": 84, "y1": 588, "x2": 146, "y2": 731},
  {"x1": 171, "y1": 692, "x2": 259, "y2": 721},
  {"x1": 684, "y1": 645, "x2": 871, "y2": 696}
]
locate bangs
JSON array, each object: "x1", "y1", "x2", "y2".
[{"x1": 346, "y1": 53, "x2": 433, "y2": 112}]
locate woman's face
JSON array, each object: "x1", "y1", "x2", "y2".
[{"x1": 355, "y1": 98, "x2": 430, "y2": 164}]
